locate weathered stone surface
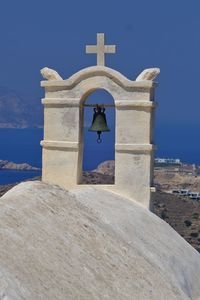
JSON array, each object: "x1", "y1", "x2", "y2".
[
  {"x1": 0, "y1": 181, "x2": 200, "y2": 299},
  {"x1": 40, "y1": 67, "x2": 63, "y2": 81},
  {"x1": 136, "y1": 68, "x2": 160, "y2": 81}
]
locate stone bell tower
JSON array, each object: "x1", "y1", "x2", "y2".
[{"x1": 40, "y1": 33, "x2": 160, "y2": 209}]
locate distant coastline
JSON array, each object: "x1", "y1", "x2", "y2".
[
  {"x1": 0, "y1": 125, "x2": 43, "y2": 129},
  {"x1": 0, "y1": 160, "x2": 40, "y2": 171}
]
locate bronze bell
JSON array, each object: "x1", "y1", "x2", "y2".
[{"x1": 89, "y1": 106, "x2": 110, "y2": 143}]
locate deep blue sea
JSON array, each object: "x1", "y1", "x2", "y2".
[
  {"x1": 0, "y1": 170, "x2": 41, "y2": 185},
  {"x1": 0, "y1": 126, "x2": 199, "y2": 185},
  {"x1": 0, "y1": 129, "x2": 42, "y2": 184}
]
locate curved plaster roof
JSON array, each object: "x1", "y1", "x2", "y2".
[
  {"x1": 41, "y1": 66, "x2": 154, "y2": 89},
  {"x1": 0, "y1": 181, "x2": 200, "y2": 299}
]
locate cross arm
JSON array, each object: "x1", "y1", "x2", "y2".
[
  {"x1": 104, "y1": 45, "x2": 116, "y2": 53},
  {"x1": 86, "y1": 45, "x2": 97, "y2": 53}
]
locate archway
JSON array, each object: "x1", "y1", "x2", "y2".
[{"x1": 80, "y1": 89, "x2": 115, "y2": 184}]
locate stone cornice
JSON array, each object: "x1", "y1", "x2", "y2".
[
  {"x1": 115, "y1": 101, "x2": 157, "y2": 109},
  {"x1": 115, "y1": 144, "x2": 155, "y2": 153},
  {"x1": 40, "y1": 140, "x2": 79, "y2": 151},
  {"x1": 41, "y1": 98, "x2": 157, "y2": 109},
  {"x1": 41, "y1": 98, "x2": 80, "y2": 107},
  {"x1": 41, "y1": 140, "x2": 155, "y2": 153}
]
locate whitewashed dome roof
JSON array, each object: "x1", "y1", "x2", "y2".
[{"x1": 0, "y1": 181, "x2": 199, "y2": 300}]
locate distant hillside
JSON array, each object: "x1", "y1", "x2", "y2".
[
  {"x1": 0, "y1": 160, "x2": 40, "y2": 171},
  {"x1": 94, "y1": 160, "x2": 200, "y2": 192},
  {"x1": 152, "y1": 191, "x2": 200, "y2": 252},
  {"x1": 0, "y1": 86, "x2": 43, "y2": 128}
]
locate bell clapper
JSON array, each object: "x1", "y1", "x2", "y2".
[{"x1": 97, "y1": 131, "x2": 102, "y2": 143}]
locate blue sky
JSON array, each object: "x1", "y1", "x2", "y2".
[{"x1": 0, "y1": 0, "x2": 200, "y2": 163}]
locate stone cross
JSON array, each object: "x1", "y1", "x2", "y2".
[{"x1": 86, "y1": 33, "x2": 116, "y2": 66}]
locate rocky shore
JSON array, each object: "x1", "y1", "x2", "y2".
[{"x1": 0, "y1": 183, "x2": 15, "y2": 197}]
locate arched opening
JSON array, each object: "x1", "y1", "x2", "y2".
[{"x1": 79, "y1": 89, "x2": 115, "y2": 184}]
